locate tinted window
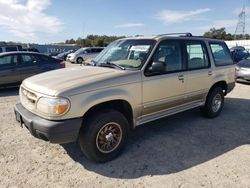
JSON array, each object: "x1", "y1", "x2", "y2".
[
  {"x1": 21, "y1": 55, "x2": 38, "y2": 64},
  {"x1": 38, "y1": 54, "x2": 49, "y2": 62},
  {"x1": 5, "y1": 47, "x2": 18, "y2": 52},
  {"x1": 96, "y1": 48, "x2": 103, "y2": 53},
  {"x1": 0, "y1": 55, "x2": 18, "y2": 67},
  {"x1": 152, "y1": 40, "x2": 183, "y2": 72},
  {"x1": 237, "y1": 61, "x2": 250, "y2": 68},
  {"x1": 85, "y1": 49, "x2": 91, "y2": 53},
  {"x1": 0, "y1": 48, "x2": 2, "y2": 53},
  {"x1": 210, "y1": 43, "x2": 233, "y2": 66},
  {"x1": 186, "y1": 42, "x2": 209, "y2": 69}
]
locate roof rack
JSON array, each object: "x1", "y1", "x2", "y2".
[{"x1": 157, "y1": 32, "x2": 193, "y2": 37}]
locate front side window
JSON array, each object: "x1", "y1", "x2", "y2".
[
  {"x1": 94, "y1": 39, "x2": 156, "y2": 69},
  {"x1": 148, "y1": 40, "x2": 183, "y2": 73},
  {"x1": 210, "y1": 43, "x2": 233, "y2": 66},
  {"x1": 186, "y1": 42, "x2": 209, "y2": 69}
]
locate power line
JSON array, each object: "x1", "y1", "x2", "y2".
[{"x1": 234, "y1": 5, "x2": 246, "y2": 39}]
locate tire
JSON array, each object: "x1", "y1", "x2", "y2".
[
  {"x1": 200, "y1": 87, "x2": 224, "y2": 118},
  {"x1": 79, "y1": 109, "x2": 129, "y2": 163},
  {"x1": 77, "y1": 57, "x2": 84, "y2": 64}
]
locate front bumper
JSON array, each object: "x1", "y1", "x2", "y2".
[
  {"x1": 14, "y1": 103, "x2": 82, "y2": 144},
  {"x1": 66, "y1": 56, "x2": 75, "y2": 63},
  {"x1": 236, "y1": 69, "x2": 250, "y2": 81}
]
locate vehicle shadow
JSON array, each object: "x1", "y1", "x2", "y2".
[
  {"x1": 0, "y1": 86, "x2": 19, "y2": 97},
  {"x1": 236, "y1": 81, "x2": 250, "y2": 85},
  {"x1": 62, "y1": 97, "x2": 250, "y2": 179}
]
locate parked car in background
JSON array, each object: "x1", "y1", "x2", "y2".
[
  {"x1": 0, "y1": 45, "x2": 22, "y2": 53},
  {"x1": 53, "y1": 49, "x2": 75, "y2": 61},
  {"x1": 22, "y1": 48, "x2": 40, "y2": 53},
  {"x1": 66, "y1": 47, "x2": 104, "y2": 64},
  {"x1": 236, "y1": 56, "x2": 250, "y2": 83},
  {"x1": 0, "y1": 52, "x2": 65, "y2": 86},
  {"x1": 230, "y1": 46, "x2": 250, "y2": 63}
]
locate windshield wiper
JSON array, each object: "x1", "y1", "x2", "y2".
[{"x1": 100, "y1": 61, "x2": 126, "y2": 70}]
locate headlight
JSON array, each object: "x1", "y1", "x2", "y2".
[
  {"x1": 235, "y1": 66, "x2": 240, "y2": 71},
  {"x1": 37, "y1": 97, "x2": 70, "y2": 116}
]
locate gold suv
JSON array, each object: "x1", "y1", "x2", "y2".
[{"x1": 14, "y1": 33, "x2": 235, "y2": 162}]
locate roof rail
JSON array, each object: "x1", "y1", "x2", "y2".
[{"x1": 157, "y1": 32, "x2": 193, "y2": 37}]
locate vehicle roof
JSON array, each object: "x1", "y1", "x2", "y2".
[
  {"x1": 119, "y1": 34, "x2": 224, "y2": 43},
  {"x1": 79, "y1": 47, "x2": 105, "y2": 49},
  {"x1": 0, "y1": 51, "x2": 45, "y2": 56},
  {"x1": 0, "y1": 44, "x2": 22, "y2": 47},
  {"x1": 230, "y1": 46, "x2": 245, "y2": 50}
]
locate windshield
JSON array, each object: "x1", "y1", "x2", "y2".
[
  {"x1": 94, "y1": 39, "x2": 156, "y2": 69},
  {"x1": 75, "y1": 48, "x2": 85, "y2": 54}
]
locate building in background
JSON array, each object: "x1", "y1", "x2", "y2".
[
  {"x1": 225, "y1": 40, "x2": 250, "y2": 51},
  {"x1": 28, "y1": 44, "x2": 81, "y2": 56}
]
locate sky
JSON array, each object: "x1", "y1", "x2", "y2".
[{"x1": 0, "y1": 0, "x2": 250, "y2": 44}]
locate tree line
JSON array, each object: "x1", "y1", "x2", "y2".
[
  {"x1": 64, "y1": 28, "x2": 250, "y2": 47},
  {"x1": 203, "y1": 27, "x2": 250, "y2": 40},
  {"x1": 65, "y1": 35, "x2": 125, "y2": 47}
]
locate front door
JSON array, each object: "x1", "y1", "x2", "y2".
[{"x1": 142, "y1": 40, "x2": 187, "y2": 116}]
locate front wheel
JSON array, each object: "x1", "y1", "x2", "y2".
[
  {"x1": 79, "y1": 109, "x2": 129, "y2": 163},
  {"x1": 76, "y1": 57, "x2": 84, "y2": 64},
  {"x1": 200, "y1": 87, "x2": 224, "y2": 118}
]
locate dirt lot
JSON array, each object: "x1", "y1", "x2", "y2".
[{"x1": 0, "y1": 71, "x2": 250, "y2": 187}]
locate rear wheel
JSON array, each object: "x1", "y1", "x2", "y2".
[
  {"x1": 201, "y1": 87, "x2": 224, "y2": 118},
  {"x1": 79, "y1": 109, "x2": 129, "y2": 163}
]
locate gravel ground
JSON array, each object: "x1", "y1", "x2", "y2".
[{"x1": 0, "y1": 70, "x2": 250, "y2": 187}]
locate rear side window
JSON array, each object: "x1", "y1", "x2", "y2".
[
  {"x1": 38, "y1": 54, "x2": 49, "y2": 62},
  {"x1": 210, "y1": 43, "x2": 233, "y2": 66},
  {"x1": 5, "y1": 46, "x2": 18, "y2": 52},
  {"x1": 186, "y1": 42, "x2": 209, "y2": 69},
  {"x1": 0, "y1": 55, "x2": 18, "y2": 67},
  {"x1": 21, "y1": 55, "x2": 38, "y2": 64}
]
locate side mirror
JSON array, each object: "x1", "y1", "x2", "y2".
[{"x1": 150, "y1": 62, "x2": 166, "y2": 73}]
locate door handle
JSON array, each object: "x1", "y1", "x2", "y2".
[{"x1": 208, "y1": 71, "x2": 213, "y2": 76}]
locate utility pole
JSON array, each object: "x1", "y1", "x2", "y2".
[{"x1": 234, "y1": 5, "x2": 246, "y2": 40}]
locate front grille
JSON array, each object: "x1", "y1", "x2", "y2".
[{"x1": 20, "y1": 87, "x2": 38, "y2": 111}]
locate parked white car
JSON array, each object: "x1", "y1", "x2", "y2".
[{"x1": 66, "y1": 47, "x2": 104, "y2": 64}]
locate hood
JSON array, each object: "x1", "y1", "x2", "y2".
[{"x1": 22, "y1": 66, "x2": 140, "y2": 96}]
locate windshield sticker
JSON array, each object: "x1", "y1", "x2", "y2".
[{"x1": 130, "y1": 45, "x2": 150, "y2": 52}]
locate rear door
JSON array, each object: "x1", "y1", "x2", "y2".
[
  {"x1": 0, "y1": 54, "x2": 21, "y2": 85},
  {"x1": 185, "y1": 40, "x2": 212, "y2": 103},
  {"x1": 19, "y1": 54, "x2": 41, "y2": 80}
]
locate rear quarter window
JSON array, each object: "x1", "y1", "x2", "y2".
[{"x1": 210, "y1": 43, "x2": 233, "y2": 66}]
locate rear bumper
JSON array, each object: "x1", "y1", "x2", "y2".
[{"x1": 14, "y1": 103, "x2": 82, "y2": 144}]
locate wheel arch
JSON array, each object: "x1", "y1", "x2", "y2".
[
  {"x1": 81, "y1": 99, "x2": 134, "y2": 131},
  {"x1": 208, "y1": 81, "x2": 228, "y2": 96}
]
